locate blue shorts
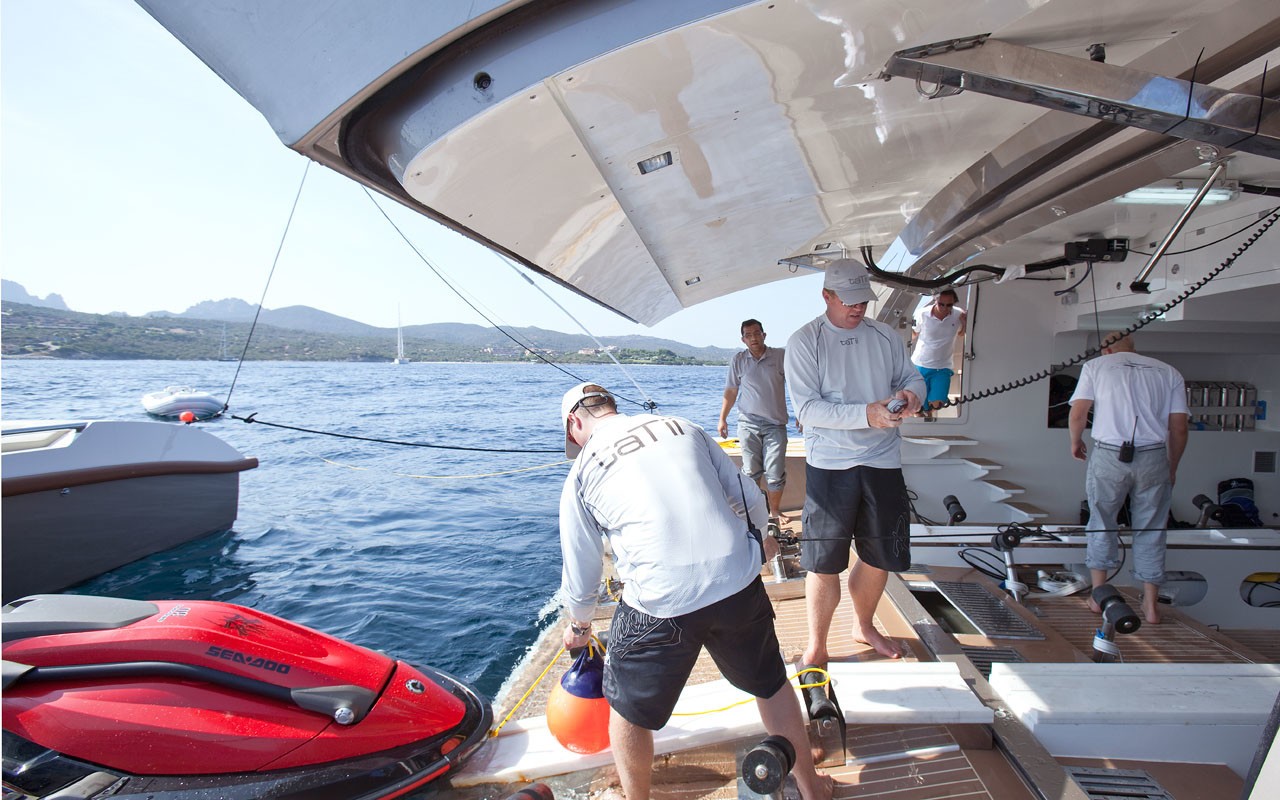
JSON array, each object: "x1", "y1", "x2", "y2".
[{"x1": 916, "y1": 366, "x2": 954, "y2": 405}]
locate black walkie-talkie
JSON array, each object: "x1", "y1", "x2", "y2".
[{"x1": 1119, "y1": 417, "x2": 1137, "y2": 463}]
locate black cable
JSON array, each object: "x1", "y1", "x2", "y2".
[
  {"x1": 958, "y1": 548, "x2": 1007, "y2": 581},
  {"x1": 1128, "y1": 206, "x2": 1280, "y2": 257},
  {"x1": 229, "y1": 413, "x2": 564, "y2": 454},
  {"x1": 1087, "y1": 260, "x2": 1103, "y2": 350},
  {"x1": 220, "y1": 161, "x2": 311, "y2": 416},
  {"x1": 364, "y1": 188, "x2": 655, "y2": 412},
  {"x1": 1053, "y1": 262, "x2": 1092, "y2": 296},
  {"x1": 937, "y1": 208, "x2": 1280, "y2": 410}
]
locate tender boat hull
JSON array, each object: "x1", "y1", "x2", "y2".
[{"x1": 1, "y1": 421, "x2": 258, "y2": 602}]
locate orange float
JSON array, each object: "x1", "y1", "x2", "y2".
[{"x1": 546, "y1": 643, "x2": 610, "y2": 754}]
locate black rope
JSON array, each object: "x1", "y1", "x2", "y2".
[
  {"x1": 229, "y1": 413, "x2": 564, "y2": 454},
  {"x1": 936, "y1": 208, "x2": 1280, "y2": 410},
  {"x1": 220, "y1": 161, "x2": 311, "y2": 416}
]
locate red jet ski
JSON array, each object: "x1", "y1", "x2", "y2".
[{"x1": 2, "y1": 594, "x2": 492, "y2": 799}]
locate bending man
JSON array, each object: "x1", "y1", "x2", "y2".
[{"x1": 558, "y1": 382, "x2": 831, "y2": 800}]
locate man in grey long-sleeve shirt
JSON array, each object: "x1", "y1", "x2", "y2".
[{"x1": 785, "y1": 259, "x2": 925, "y2": 663}]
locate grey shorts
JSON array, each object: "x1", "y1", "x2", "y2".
[
  {"x1": 800, "y1": 464, "x2": 911, "y2": 573},
  {"x1": 603, "y1": 577, "x2": 786, "y2": 731},
  {"x1": 738, "y1": 418, "x2": 787, "y2": 493}
]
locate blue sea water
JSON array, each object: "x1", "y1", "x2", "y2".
[{"x1": 1, "y1": 359, "x2": 731, "y2": 699}]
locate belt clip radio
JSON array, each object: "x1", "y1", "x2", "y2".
[{"x1": 1119, "y1": 417, "x2": 1137, "y2": 463}]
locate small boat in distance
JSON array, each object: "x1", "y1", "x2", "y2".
[
  {"x1": 141, "y1": 385, "x2": 223, "y2": 420},
  {"x1": 393, "y1": 308, "x2": 410, "y2": 364}
]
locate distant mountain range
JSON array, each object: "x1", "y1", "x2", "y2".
[
  {"x1": 1, "y1": 279, "x2": 69, "y2": 310},
  {"x1": 0, "y1": 282, "x2": 736, "y2": 362}
]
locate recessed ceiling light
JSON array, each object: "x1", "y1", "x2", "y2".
[
  {"x1": 637, "y1": 152, "x2": 673, "y2": 174},
  {"x1": 1115, "y1": 182, "x2": 1238, "y2": 205}
]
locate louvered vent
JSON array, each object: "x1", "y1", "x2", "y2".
[
  {"x1": 1255, "y1": 450, "x2": 1277, "y2": 474},
  {"x1": 1067, "y1": 767, "x2": 1173, "y2": 799},
  {"x1": 958, "y1": 645, "x2": 1027, "y2": 678}
]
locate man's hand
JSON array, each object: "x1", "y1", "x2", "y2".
[
  {"x1": 900, "y1": 390, "x2": 922, "y2": 415},
  {"x1": 717, "y1": 419, "x2": 729, "y2": 439},
  {"x1": 1071, "y1": 440, "x2": 1087, "y2": 461},
  {"x1": 763, "y1": 533, "x2": 780, "y2": 561},
  {"x1": 867, "y1": 399, "x2": 904, "y2": 429},
  {"x1": 563, "y1": 619, "x2": 591, "y2": 650}
]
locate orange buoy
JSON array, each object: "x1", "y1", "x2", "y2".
[
  {"x1": 179, "y1": 411, "x2": 196, "y2": 423},
  {"x1": 546, "y1": 644, "x2": 610, "y2": 754}
]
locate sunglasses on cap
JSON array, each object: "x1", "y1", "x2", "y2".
[{"x1": 570, "y1": 392, "x2": 612, "y2": 416}]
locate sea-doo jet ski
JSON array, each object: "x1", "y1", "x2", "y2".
[{"x1": 1, "y1": 594, "x2": 492, "y2": 799}]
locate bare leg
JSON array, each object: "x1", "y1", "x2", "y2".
[
  {"x1": 848, "y1": 561, "x2": 900, "y2": 659},
  {"x1": 1088, "y1": 568, "x2": 1107, "y2": 613},
  {"x1": 1142, "y1": 582, "x2": 1162, "y2": 624},
  {"x1": 766, "y1": 489, "x2": 787, "y2": 523},
  {"x1": 801, "y1": 572, "x2": 841, "y2": 668},
  {"x1": 609, "y1": 710, "x2": 653, "y2": 800},
  {"x1": 755, "y1": 683, "x2": 833, "y2": 800}
]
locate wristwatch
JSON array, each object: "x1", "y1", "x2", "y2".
[{"x1": 569, "y1": 620, "x2": 591, "y2": 636}]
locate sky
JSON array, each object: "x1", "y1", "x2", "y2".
[{"x1": 1, "y1": 0, "x2": 829, "y2": 350}]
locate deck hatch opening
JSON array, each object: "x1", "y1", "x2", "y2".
[
  {"x1": 957, "y1": 645, "x2": 1027, "y2": 678},
  {"x1": 1066, "y1": 766, "x2": 1173, "y2": 799},
  {"x1": 931, "y1": 581, "x2": 1045, "y2": 640}
]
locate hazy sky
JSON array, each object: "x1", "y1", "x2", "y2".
[{"x1": 1, "y1": 0, "x2": 829, "y2": 350}]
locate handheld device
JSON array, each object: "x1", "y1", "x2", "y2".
[
  {"x1": 886, "y1": 398, "x2": 907, "y2": 414},
  {"x1": 1119, "y1": 416, "x2": 1137, "y2": 463}
]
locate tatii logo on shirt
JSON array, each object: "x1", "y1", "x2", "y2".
[{"x1": 840, "y1": 336, "x2": 858, "y2": 346}]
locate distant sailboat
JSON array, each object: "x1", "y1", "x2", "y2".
[
  {"x1": 393, "y1": 309, "x2": 410, "y2": 364},
  {"x1": 218, "y1": 323, "x2": 236, "y2": 362}
]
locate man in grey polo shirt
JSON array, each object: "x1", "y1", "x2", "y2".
[
  {"x1": 718, "y1": 319, "x2": 791, "y2": 525},
  {"x1": 1069, "y1": 332, "x2": 1189, "y2": 625}
]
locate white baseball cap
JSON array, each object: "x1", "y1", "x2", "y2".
[
  {"x1": 561, "y1": 382, "x2": 613, "y2": 458},
  {"x1": 823, "y1": 258, "x2": 878, "y2": 305}
]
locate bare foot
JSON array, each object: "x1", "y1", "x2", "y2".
[
  {"x1": 1144, "y1": 605, "x2": 1161, "y2": 625},
  {"x1": 853, "y1": 625, "x2": 901, "y2": 659},
  {"x1": 1088, "y1": 596, "x2": 1102, "y2": 614},
  {"x1": 796, "y1": 770, "x2": 834, "y2": 800},
  {"x1": 778, "y1": 511, "x2": 796, "y2": 525}
]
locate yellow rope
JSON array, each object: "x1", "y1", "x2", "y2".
[
  {"x1": 670, "y1": 666, "x2": 830, "y2": 717},
  {"x1": 489, "y1": 634, "x2": 607, "y2": 738},
  {"x1": 491, "y1": 645, "x2": 565, "y2": 738},
  {"x1": 312, "y1": 451, "x2": 568, "y2": 480}
]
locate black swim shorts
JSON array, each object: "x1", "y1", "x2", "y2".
[
  {"x1": 603, "y1": 577, "x2": 787, "y2": 731},
  {"x1": 800, "y1": 463, "x2": 911, "y2": 574}
]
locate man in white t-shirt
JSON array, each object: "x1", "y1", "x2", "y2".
[
  {"x1": 718, "y1": 319, "x2": 790, "y2": 524},
  {"x1": 558, "y1": 383, "x2": 831, "y2": 800},
  {"x1": 909, "y1": 289, "x2": 966, "y2": 419},
  {"x1": 1069, "y1": 333, "x2": 1189, "y2": 624}
]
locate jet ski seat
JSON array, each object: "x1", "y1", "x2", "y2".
[{"x1": 2, "y1": 594, "x2": 158, "y2": 643}]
